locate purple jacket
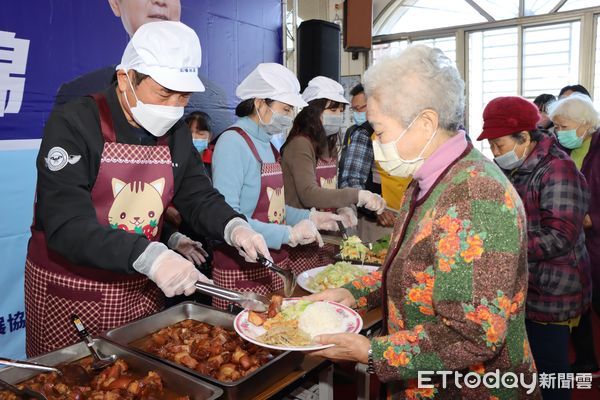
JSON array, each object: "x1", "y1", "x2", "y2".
[
  {"x1": 579, "y1": 129, "x2": 600, "y2": 289},
  {"x1": 508, "y1": 134, "x2": 591, "y2": 322}
]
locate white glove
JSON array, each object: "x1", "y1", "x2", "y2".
[
  {"x1": 168, "y1": 232, "x2": 208, "y2": 265},
  {"x1": 230, "y1": 224, "x2": 272, "y2": 263},
  {"x1": 148, "y1": 249, "x2": 210, "y2": 297},
  {"x1": 357, "y1": 190, "x2": 387, "y2": 214},
  {"x1": 288, "y1": 219, "x2": 323, "y2": 248},
  {"x1": 309, "y1": 208, "x2": 343, "y2": 231},
  {"x1": 336, "y1": 207, "x2": 358, "y2": 228}
]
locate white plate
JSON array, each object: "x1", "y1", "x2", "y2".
[
  {"x1": 234, "y1": 299, "x2": 363, "y2": 351},
  {"x1": 297, "y1": 264, "x2": 380, "y2": 294}
]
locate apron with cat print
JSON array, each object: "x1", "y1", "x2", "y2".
[
  {"x1": 287, "y1": 157, "x2": 339, "y2": 275},
  {"x1": 24, "y1": 93, "x2": 173, "y2": 357},
  {"x1": 211, "y1": 127, "x2": 290, "y2": 309}
]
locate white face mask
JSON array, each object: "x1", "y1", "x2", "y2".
[
  {"x1": 123, "y1": 73, "x2": 184, "y2": 137},
  {"x1": 322, "y1": 113, "x2": 343, "y2": 136},
  {"x1": 372, "y1": 114, "x2": 437, "y2": 178},
  {"x1": 257, "y1": 104, "x2": 293, "y2": 136}
]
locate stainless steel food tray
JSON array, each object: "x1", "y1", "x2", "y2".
[
  {"x1": 0, "y1": 338, "x2": 222, "y2": 400},
  {"x1": 103, "y1": 301, "x2": 305, "y2": 400}
]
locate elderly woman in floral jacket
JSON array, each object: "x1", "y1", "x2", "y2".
[
  {"x1": 307, "y1": 45, "x2": 539, "y2": 399},
  {"x1": 479, "y1": 96, "x2": 590, "y2": 400}
]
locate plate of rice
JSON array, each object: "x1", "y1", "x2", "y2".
[
  {"x1": 234, "y1": 299, "x2": 363, "y2": 351},
  {"x1": 297, "y1": 262, "x2": 380, "y2": 293}
]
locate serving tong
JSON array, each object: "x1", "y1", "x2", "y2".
[
  {"x1": 71, "y1": 315, "x2": 117, "y2": 370},
  {"x1": 256, "y1": 253, "x2": 297, "y2": 297},
  {"x1": 194, "y1": 282, "x2": 270, "y2": 312},
  {"x1": 0, "y1": 377, "x2": 47, "y2": 400}
]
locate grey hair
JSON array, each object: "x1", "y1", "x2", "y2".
[
  {"x1": 547, "y1": 93, "x2": 600, "y2": 129},
  {"x1": 363, "y1": 45, "x2": 465, "y2": 132}
]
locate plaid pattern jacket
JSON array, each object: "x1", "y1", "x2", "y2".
[
  {"x1": 338, "y1": 123, "x2": 374, "y2": 189},
  {"x1": 508, "y1": 134, "x2": 592, "y2": 322}
]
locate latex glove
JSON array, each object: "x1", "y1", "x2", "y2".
[
  {"x1": 309, "y1": 208, "x2": 343, "y2": 231},
  {"x1": 336, "y1": 207, "x2": 358, "y2": 228},
  {"x1": 148, "y1": 250, "x2": 211, "y2": 297},
  {"x1": 230, "y1": 224, "x2": 272, "y2": 263},
  {"x1": 357, "y1": 190, "x2": 386, "y2": 214},
  {"x1": 288, "y1": 219, "x2": 323, "y2": 248},
  {"x1": 169, "y1": 232, "x2": 208, "y2": 265}
]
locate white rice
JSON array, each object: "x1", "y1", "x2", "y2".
[{"x1": 298, "y1": 302, "x2": 344, "y2": 338}]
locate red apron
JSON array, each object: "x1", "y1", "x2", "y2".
[
  {"x1": 211, "y1": 128, "x2": 290, "y2": 309},
  {"x1": 287, "y1": 157, "x2": 338, "y2": 273},
  {"x1": 24, "y1": 93, "x2": 173, "y2": 356}
]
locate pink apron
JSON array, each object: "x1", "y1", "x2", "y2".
[
  {"x1": 211, "y1": 127, "x2": 290, "y2": 309},
  {"x1": 25, "y1": 93, "x2": 173, "y2": 356}
]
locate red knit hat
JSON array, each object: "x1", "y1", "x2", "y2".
[{"x1": 477, "y1": 96, "x2": 540, "y2": 141}]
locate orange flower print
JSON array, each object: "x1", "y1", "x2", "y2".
[
  {"x1": 360, "y1": 274, "x2": 378, "y2": 286},
  {"x1": 414, "y1": 211, "x2": 434, "y2": 244},
  {"x1": 461, "y1": 234, "x2": 484, "y2": 263},
  {"x1": 511, "y1": 291, "x2": 525, "y2": 314},
  {"x1": 438, "y1": 214, "x2": 462, "y2": 234},
  {"x1": 497, "y1": 295, "x2": 512, "y2": 316},
  {"x1": 383, "y1": 347, "x2": 410, "y2": 367},
  {"x1": 388, "y1": 301, "x2": 404, "y2": 330},
  {"x1": 470, "y1": 363, "x2": 485, "y2": 375},
  {"x1": 405, "y1": 387, "x2": 436, "y2": 399},
  {"x1": 504, "y1": 190, "x2": 515, "y2": 210},
  {"x1": 438, "y1": 234, "x2": 460, "y2": 258},
  {"x1": 357, "y1": 296, "x2": 367, "y2": 308},
  {"x1": 408, "y1": 288, "x2": 422, "y2": 303},
  {"x1": 352, "y1": 281, "x2": 363, "y2": 289},
  {"x1": 438, "y1": 257, "x2": 455, "y2": 272},
  {"x1": 486, "y1": 314, "x2": 507, "y2": 345},
  {"x1": 419, "y1": 305, "x2": 435, "y2": 315},
  {"x1": 490, "y1": 397, "x2": 500, "y2": 400}
]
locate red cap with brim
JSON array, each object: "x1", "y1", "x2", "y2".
[{"x1": 477, "y1": 96, "x2": 540, "y2": 141}]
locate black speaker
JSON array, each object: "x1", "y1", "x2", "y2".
[{"x1": 297, "y1": 20, "x2": 341, "y2": 91}]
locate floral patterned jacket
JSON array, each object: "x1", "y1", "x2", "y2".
[{"x1": 344, "y1": 146, "x2": 540, "y2": 399}]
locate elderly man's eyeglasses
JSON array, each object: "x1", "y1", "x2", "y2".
[{"x1": 350, "y1": 103, "x2": 367, "y2": 112}]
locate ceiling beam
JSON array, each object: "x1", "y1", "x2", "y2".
[
  {"x1": 550, "y1": 0, "x2": 569, "y2": 13},
  {"x1": 464, "y1": 0, "x2": 495, "y2": 22}
]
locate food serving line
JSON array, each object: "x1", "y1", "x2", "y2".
[{"x1": 0, "y1": 235, "x2": 385, "y2": 400}]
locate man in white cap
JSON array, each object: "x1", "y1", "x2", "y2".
[{"x1": 25, "y1": 21, "x2": 270, "y2": 356}]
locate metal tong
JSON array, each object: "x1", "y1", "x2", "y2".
[
  {"x1": 256, "y1": 253, "x2": 297, "y2": 297},
  {"x1": 194, "y1": 282, "x2": 269, "y2": 312},
  {"x1": 71, "y1": 315, "x2": 117, "y2": 370},
  {"x1": 0, "y1": 358, "x2": 61, "y2": 375},
  {"x1": 0, "y1": 378, "x2": 47, "y2": 400},
  {"x1": 337, "y1": 220, "x2": 349, "y2": 240}
]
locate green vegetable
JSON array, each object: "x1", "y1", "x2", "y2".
[
  {"x1": 371, "y1": 234, "x2": 391, "y2": 254},
  {"x1": 309, "y1": 262, "x2": 370, "y2": 292},
  {"x1": 281, "y1": 300, "x2": 312, "y2": 320}
]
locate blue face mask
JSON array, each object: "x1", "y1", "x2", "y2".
[
  {"x1": 494, "y1": 143, "x2": 528, "y2": 171},
  {"x1": 193, "y1": 138, "x2": 208, "y2": 153},
  {"x1": 353, "y1": 111, "x2": 367, "y2": 126},
  {"x1": 556, "y1": 128, "x2": 584, "y2": 149}
]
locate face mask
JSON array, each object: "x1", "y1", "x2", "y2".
[
  {"x1": 123, "y1": 73, "x2": 184, "y2": 137},
  {"x1": 556, "y1": 128, "x2": 584, "y2": 149},
  {"x1": 257, "y1": 104, "x2": 293, "y2": 136},
  {"x1": 494, "y1": 143, "x2": 527, "y2": 170},
  {"x1": 322, "y1": 113, "x2": 343, "y2": 136},
  {"x1": 193, "y1": 138, "x2": 208, "y2": 153},
  {"x1": 372, "y1": 114, "x2": 436, "y2": 178},
  {"x1": 353, "y1": 111, "x2": 367, "y2": 126}
]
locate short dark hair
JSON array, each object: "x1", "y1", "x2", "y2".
[
  {"x1": 511, "y1": 129, "x2": 543, "y2": 144},
  {"x1": 185, "y1": 111, "x2": 212, "y2": 132},
  {"x1": 350, "y1": 83, "x2": 364, "y2": 97},
  {"x1": 235, "y1": 98, "x2": 275, "y2": 117},
  {"x1": 558, "y1": 84, "x2": 591, "y2": 98},
  {"x1": 131, "y1": 70, "x2": 149, "y2": 87},
  {"x1": 533, "y1": 94, "x2": 556, "y2": 112}
]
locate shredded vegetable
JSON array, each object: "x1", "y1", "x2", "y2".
[{"x1": 308, "y1": 262, "x2": 370, "y2": 292}]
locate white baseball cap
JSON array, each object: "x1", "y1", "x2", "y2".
[
  {"x1": 302, "y1": 76, "x2": 349, "y2": 104},
  {"x1": 116, "y1": 21, "x2": 205, "y2": 92},
  {"x1": 236, "y1": 63, "x2": 307, "y2": 107}
]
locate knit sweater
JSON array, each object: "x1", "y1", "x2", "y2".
[
  {"x1": 344, "y1": 145, "x2": 539, "y2": 399},
  {"x1": 281, "y1": 135, "x2": 359, "y2": 209}
]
